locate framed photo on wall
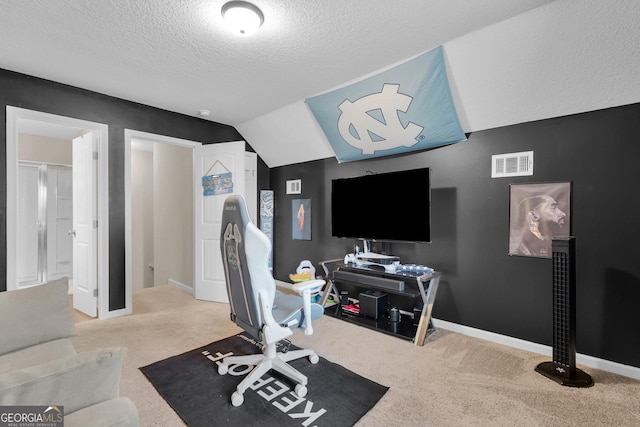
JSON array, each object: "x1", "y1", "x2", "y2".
[
  {"x1": 292, "y1": 198, "x2": 312, "y2": 241},
  {"x1": 508, "y1": 182, "x2": 571, "y2": 258}
]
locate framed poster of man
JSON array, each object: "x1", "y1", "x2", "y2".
[{"x1": 508, "y1": 182, "x2": 571, "y2": 258}]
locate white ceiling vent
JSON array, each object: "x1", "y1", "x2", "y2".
[{"x1": 491, "y1": 151, "x2": 534, "y2": 178}]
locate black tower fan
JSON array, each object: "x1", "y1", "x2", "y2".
[{"x1": 535, "y1": 236, "x2": 593, "y2": 387}]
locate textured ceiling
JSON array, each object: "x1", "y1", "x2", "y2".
[{"x1": 1, "y1": 0, "x2": 554, "y2": 164}]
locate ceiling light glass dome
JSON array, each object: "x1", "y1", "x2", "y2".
[{"x1": 221, "y1": 1, "x2": 264, "y2": 36}]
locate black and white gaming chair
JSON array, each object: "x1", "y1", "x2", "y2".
[{"x1": 218, "y1": 195, "x2": 325, "y2": 407}]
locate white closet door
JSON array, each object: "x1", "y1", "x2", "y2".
[{"x1": 72, "y1": 133, "x2": 98, "y2": 317}]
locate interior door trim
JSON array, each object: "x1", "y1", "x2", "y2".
[{"x1": 6, "y1": 106, "x2": 110, "y2": 319}]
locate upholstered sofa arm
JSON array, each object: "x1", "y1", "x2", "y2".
[
  {"x1": 0, "y1": 348, "x2": 127, "y2": 415},
  {"x1": 64, "y1": 397, "x2": 139, "y2": 427},
  {"x1": 0, "y1": 278, "x2": 76, "y2": 355}
]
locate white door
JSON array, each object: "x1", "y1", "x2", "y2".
[
  {"x1": 194, "y1": 141, "x2": 245, "y2": 302},
  {"x1": 72, "y1": 133, "x2": 98, "y2": 317}
]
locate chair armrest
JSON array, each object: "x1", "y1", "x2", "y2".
[
  {"x1": 274, "y1": 279, "x2": 324, "y2": 295},
  {"x1": 274, "y1": 279, "x2": 296, "y2": 295},
  {"x1": 274, "y1": 279, "x2": 325, "y2": 335},
  {"x1": 291, "y1": 280, "x2": 325, "y2": 335},
  {"x1": 291, "y1": 279, "x2": 325, "y2": 294}
]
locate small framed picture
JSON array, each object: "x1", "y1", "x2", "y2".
[
  {"x1": 292, "y1": 198, "x2": 311, "y2": 240},
  {"x1": 508, "y1": 182, "x2": 571, "y2": 258}
]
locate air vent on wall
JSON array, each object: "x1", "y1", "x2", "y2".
[
  {"x1": 286, "y1": 179, "x2": 301, "y2": 194},
  {"x1": 491, "y1": 151, "x2": 534, "y2": 178}
]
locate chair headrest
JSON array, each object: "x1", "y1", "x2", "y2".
[{"x1": 222, "y1": 195, "x2": 252, "y2": 230}]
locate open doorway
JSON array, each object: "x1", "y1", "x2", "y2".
[
  {"x1": 125, "y1": 130, "x2": 198, "y2": 297},
  {"x1": 125, "y1": 131, "x2": 258, "y2": 304},
  {"x1": 6, "y1": 107, "x2": 111, "y2": 318}
]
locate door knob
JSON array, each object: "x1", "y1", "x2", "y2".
[{"x1": 68, "y1": 230, "x2": 76, "y2": 237}]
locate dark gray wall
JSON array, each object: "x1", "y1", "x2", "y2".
[
  {"x1": 0, "y1": 68, "x2": 269, "y2": 309},
  {"x1": 270, "y1": 102, "x2": 640, "y2": 369}
]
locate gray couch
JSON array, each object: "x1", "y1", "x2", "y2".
[{"x1": 0, "y1": 278, "x2": 139, "y2": 426}]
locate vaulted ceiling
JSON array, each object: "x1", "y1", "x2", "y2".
[{"x1": 3, "y1": 1, "x2": 638, "y2": 167}]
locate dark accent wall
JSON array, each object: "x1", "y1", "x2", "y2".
[
  {"x1": 0, "y1": 68, "x2": 270, "y2": 310},
  {"x1": 270, "y1": 102, "x2": 640, "y2": 369}
]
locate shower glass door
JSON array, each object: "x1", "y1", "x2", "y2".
[{"x1": 17, "y1": 162, "x2": 73, "y2": 286}]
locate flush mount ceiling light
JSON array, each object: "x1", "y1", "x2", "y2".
[{"x1": 221, "y1": 1, "x2": 264, "y2": 36}]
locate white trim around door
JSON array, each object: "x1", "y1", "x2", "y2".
[
  {"x1": 124, "y1": 129, "x2": 201, "y2": 305},
  {"x1": 6, "y1": 106, "x2": 111, "y2": 319}
]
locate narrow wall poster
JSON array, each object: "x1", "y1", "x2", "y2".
[
  {"x1": 292, "y1": 198, "x2": 311, "y2": 241},
  {"x1": 260, "y1": 190, "x2": 274, "y2": 271}
]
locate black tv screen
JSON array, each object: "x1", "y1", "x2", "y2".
[{"x1": 331, "y1": 167, "x2": 431, "y2": 243}]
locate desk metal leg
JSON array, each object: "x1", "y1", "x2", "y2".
[
  {"x1": 319, "y1": 259, "x2": 343, "y2": 308},
  {"x1": 414, "y1": 303, "x2": 435, "y2": 346},
  {"x1": 414, "y1": 273, "x2": 441, "y2": 346},
  {"x1": 320, "y1": 279, "x2": 338, "y2": 307}
]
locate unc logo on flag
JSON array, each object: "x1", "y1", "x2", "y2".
[
  {"x1": 338, "y1": 84, "x2": 423, "y2": 154},
  {"x1": 306, "y1": 46, "x2": 466, "y2": 163}
]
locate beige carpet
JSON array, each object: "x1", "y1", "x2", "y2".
[{"x1": 71, "y1": 285, "x2": 640, "y2": 426}]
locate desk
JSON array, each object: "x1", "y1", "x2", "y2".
[{"x1": 319, "y1": 259, "x2": 441, "y2": 346}]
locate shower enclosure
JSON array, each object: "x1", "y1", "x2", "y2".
[{"x1": 17, "y1": 162, "x2": 73, "y2": 286}]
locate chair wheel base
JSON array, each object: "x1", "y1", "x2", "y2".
[
  {"x1": 294, "y1": 384, "x2": 307, "y2": 398},
  {"x1": 231, "y1": 391, "x2": 244, "y2": 406}
]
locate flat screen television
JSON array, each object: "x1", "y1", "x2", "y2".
[{"x1": 331, "y1": 167, "x2": 431, "y2": 243}]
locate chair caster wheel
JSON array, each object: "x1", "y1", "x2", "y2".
[
  {"x1": 231, "y1": 391, "x2": 244, "y2": 407},
  {"x1": 309, "y1": 353, "x2": 319, "y2": 364},
  {"x1": 218, "y1": 364, "x2": 228, "y2": 375},
  {"x1": 294, "y1": 384, "x2": 307, "y2": 398}
]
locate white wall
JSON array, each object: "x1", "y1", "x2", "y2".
[
  {"x1": 18, "y1": 133, "x2": 72, "y2": 164},
  {"x1": 445, "y1": 0, "x2": 640, "y2": 132}
]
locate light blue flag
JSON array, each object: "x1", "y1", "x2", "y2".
[{"x1": 306, "y1": 46, "x2": 466, "y2": 162}]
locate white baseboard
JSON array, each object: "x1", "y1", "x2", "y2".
[
  {"x1": 167, "y1": 279, "x2": 194, "y2": 295},
  {"x1": 432, "y1": 318, "x2": 640, "y2": 381},
  {"x1": 100, "y1": 307, "x2": 130, "y2": 320}
]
